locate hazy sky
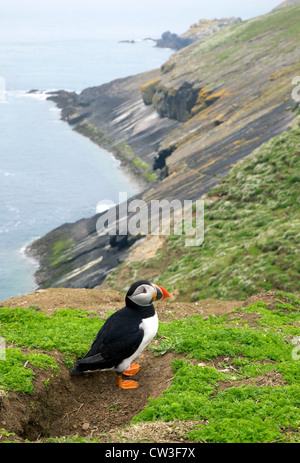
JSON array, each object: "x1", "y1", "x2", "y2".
[{"x1": 1, "y1": 0, "x2": 284, "y2": 39}]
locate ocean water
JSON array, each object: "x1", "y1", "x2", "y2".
[{"x1": 0, "y1": 5, "x2": 174, "y2": 301}]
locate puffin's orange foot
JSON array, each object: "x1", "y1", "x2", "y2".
[
  {"x1": 117, "y1": 375, "x2": 138, "y2": 389},
  {"x1": 123, "y1": 363, "x2": 141, "y2": 377}
]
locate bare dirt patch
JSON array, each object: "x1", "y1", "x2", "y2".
[
  {"x1": 0, "y1": 288, "x2": 124, "y2": 317},
  {"x1": 0, "y1": 350, "x2": 175, "y2": 442},
  {"x1": 105, "y1": 419, "x2": 206, "y2": 443},
  {"x1": 0, "y1": 287, "x2": 242, "y2": 321},
  {"x1": 242, "y1": 290, "x2": 291, "y2": 310}
]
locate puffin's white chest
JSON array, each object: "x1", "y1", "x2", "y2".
[
  {"x1": 138, "y1": 312, "x2": 159, "y2": 351},
  {"x1": 116, "y1": 312, "x2": 158, "y2": 373}
]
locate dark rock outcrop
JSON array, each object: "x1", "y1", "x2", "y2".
[
  {"x1": 153, "y1": 17, "x2": 242, "y2": 50},
  {"x1": 155, "y1": 31, "x2": 194, "y2": 50},
  {"x1": 151, "y1": 81, "x2": 200, "y2": 122}
]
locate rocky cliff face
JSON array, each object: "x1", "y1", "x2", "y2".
[
  {"x1": 27, "y1": 5, "x2": 300, "y2": 290},
  {"x1": 48, "y1": 70, "x2": 180, "y2": 184}
]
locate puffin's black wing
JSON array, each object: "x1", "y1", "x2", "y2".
[{"x1": 71, "y1": 307, "x2": 144, "y2": 374}]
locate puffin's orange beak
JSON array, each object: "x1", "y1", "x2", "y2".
[{"x1": 153, "y1": 284, "x2": 170, "y2": 301}]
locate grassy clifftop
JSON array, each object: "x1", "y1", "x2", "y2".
[{"x1": 104, "y1": 116, "x2": 300, "y2": 301}]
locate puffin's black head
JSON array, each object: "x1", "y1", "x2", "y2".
[{"x1": 126, "y1": 280, "x2": 170, "y2": 309}]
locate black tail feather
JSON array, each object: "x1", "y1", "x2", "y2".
[{"x1": 70, "y1": 352, "x2": 116, "y2": 375}]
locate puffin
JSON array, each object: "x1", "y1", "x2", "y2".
[{"x1": 70, "y1": 280, "x2": 170, "y2": 389}]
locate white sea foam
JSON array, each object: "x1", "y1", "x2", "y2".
[
  {"x1": 6, "y1": 204, "x2": 19, "y2": 213},
  {"x1": 7, "y1": 89, "x2": 58, "y2": 101},
  {"x1": 0, "y1": 169, "x2": 16, "y2": 178},
  {"x1": 24, "y1": 90, "x2": 50, "y2": 101},
  {"x1": 19, "y1": 238, "x2": 40, "y2": 268},
  {"x1": 96, "y1": 201, "x2": 115, "y2": 214}
]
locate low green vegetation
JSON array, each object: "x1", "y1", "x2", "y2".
[
  {"x1": 132, "y1": 157, "x2": 158, "y2": 182},
  {"x1": 0, "y1": 349, "x2": 58, "y2": 394},
  {"x1": 133, "y1": 156, "x2": 150, "y2": 171},
  {"x1": 133, "y1": 292, "x2": 300, "y2": 443},
  {"x1": 49, "y1": 238, "x2": 75, "y2": 266},
  {"x1": 106, "y1": 116, "x2": 300, "y2": 300},
  {"x1": 0, "y1": 307, "x2": 105, "y2": 392}
]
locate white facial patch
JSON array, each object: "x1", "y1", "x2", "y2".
[{"x1": 127, "y1": 284, "x2": 156, "y2": 306}]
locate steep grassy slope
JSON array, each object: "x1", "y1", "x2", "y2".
[{"x1": 104, "y1": 116, "x2": 300, "y2": 300}]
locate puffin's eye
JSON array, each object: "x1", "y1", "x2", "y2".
[{"x1": 142, "y1": 288, "x2": 147, "y2": 293}]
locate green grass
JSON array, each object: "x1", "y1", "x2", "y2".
[
  {"x1": 135, "y1": 359, "x2": 300, "y2": 443},
  {"x1": 49, "y1": 238, "x2": 75, "y2": 266},
  {"x1": 133, "y1": 292, "x2": 300, "y2": 443},
  {"x1": 144, "y1": 172, "x2": 158, "y2": 183},
  {"x1": 0, "y1": 307, "x2": 105, "y2": 392},
  {"x1": 132, "y1": 157, "x2": 158, "y2": 182},
  {"x1": 152, "y1": 297, "x2": 300, "y2": 365},
  {"x1": 0, "y1": 349, "x2": 58, "y2": 394},
  {"x1": 132, "y1": 156, "x2": 150, "y2": 171}
]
